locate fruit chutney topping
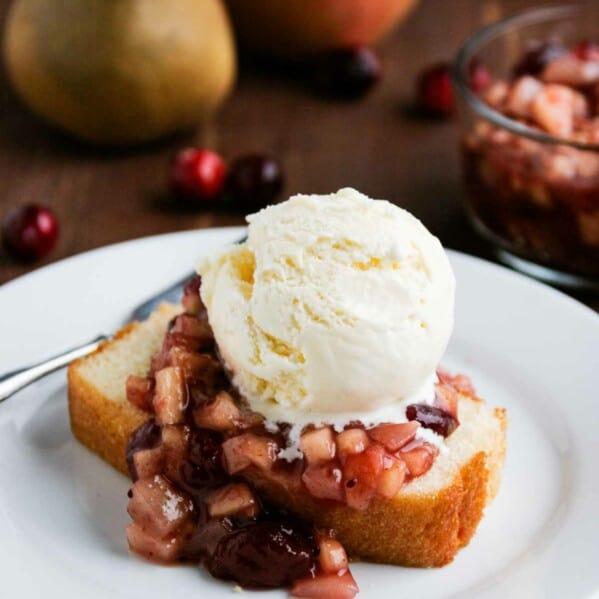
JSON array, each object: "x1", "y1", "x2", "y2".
[
  {"x1": 124, "y1": 276, "x2": 466, "y2": 597},
  {"x1": 463, "y1": 40, "x2": 599, "y2": 277}
]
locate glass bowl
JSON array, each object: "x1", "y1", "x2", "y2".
[{"x1": 454, "y1": 4, "x2": 599, "y2": 291}]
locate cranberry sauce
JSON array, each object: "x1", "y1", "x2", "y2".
[
  {"x1": 125, "y1": 420, "x2": 161, "y2": 481},
  {"x1": 406, "y1": 404, "x2": 459, "y2": 437},
  {"x1": 124, "y1": 276, "x2": 465, "y2": 594},
  {"x1": 125, "y1": 277, "x2": 322, "y2": 591},
  {"x1": 207, "y1": 520, "x2": 316, "y2": 588}
]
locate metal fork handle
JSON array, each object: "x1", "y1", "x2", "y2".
[{"x1": 0, "y1": 335, "x2": 108, "y2": 403}]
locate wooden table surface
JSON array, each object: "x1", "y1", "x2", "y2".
[{"x1": 0, "y1": 0, "x2": 597, "y2": 311}]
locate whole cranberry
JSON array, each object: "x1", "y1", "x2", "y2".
[
  {"x1": 313, "y1": 46, "x2": 382, "y2": 98},
  {"x1": 573, "y1": 40, "x2": 599, "y2": 61},
  {"x1": 228, "y1": 154, "x2": 284, "y2": 209},
  {"x1": 406, "y1": 403, "x2": 458, "y2": 437},
  {"x1": 169, "y1": 148, "x2": 227, "y2": 203},
  {"x1": 513, "y1": 42, "x2": 566, "y2": 76},
  {"x1": 469, "y1": 59, "x2": 492, "y2": 93},
  {"x1": 181, "y1": 428, "x2": 227, "y2": 489},
  {"x1": 208, "y1": 520, "x2": 315, "y2": 588},
  {"x1": 416, "y1": 63, "x2": 454, "y2": 116},
  {"x1": 2, "y1": 204, "x2": 59, "y2": 261}
]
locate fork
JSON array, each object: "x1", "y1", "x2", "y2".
[{"x1": 0, "y1": 271, "x2": 195, "y2": 403}]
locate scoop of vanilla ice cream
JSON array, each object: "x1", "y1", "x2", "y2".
[{"x1": 199, "y1": 188, "x2": 455, "y2": 424}]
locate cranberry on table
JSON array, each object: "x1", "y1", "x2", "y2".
[
  {"x1": 182, "y1": 516, "x2": 234, "y2": 561},
  {"x1": 1, "y1": 203, "x2": 59, "y2": 261},
  {"x1": 169, "y1": 148, "x2": 227, "y2": 203},
  {"x1": 313, "y1": 46, "x2": 382, "y2": 98},
  {"x1": 416, "y1": 62, "x2": 454, "y2": 116},
  {"x1": 513, "y1": 42, "x2": 566, "y2": 76},
  {"x1": 228, "y1": 154, "x2": 284, "y2": 209}
]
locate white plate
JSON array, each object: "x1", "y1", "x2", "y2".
[{"x1": 1, "y1": 228, "x2": 598, "y2": 599}]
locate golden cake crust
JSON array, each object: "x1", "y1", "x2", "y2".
[{"x1": 68, "y1": 324, "x2": 149, "y2": 474}]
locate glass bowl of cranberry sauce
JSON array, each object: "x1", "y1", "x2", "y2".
[{"x1": 454, "y1": 4, "x2": 599, "y2": 291}]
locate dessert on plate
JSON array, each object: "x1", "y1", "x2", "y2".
[{"x1": 68, "y1": 188, "x2": 506, "y2": 598}]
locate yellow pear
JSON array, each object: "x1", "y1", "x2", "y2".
[{"x1": 4, "y1": 0, "x2": 236, "y2": 145}]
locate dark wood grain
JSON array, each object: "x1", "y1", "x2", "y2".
[{"x1": 0, "y1": 0, "x2": 597, "y2": 311}]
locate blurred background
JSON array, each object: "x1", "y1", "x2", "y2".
[{"x1": 0, "y1": 0, "x2": 596, "y2": 308}]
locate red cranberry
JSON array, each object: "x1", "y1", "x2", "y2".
[
  {"x1": 416, "y1": 63, "x2": 454, "y2": 116},
  {"x1": 169, "y1": 148, "x2": 227, "y2": 203},
  {"x1": 2, "y1": 204, "x2": 59, "y2": 261},
  {"x1": 573, "y1": 40, "x2": 599, "y2": 61},
  {"x1": 189, "y1": 386, "x2": 213, "y2": 411},
  {"x1": 126, "y1": 420, "x2": 162, "y2": 481},
  {"x1": 182, "y1": 274, "x2": 207, "y2": 316},
  {"x1": 181, "y1": 428, "x2": 227, "y2": 489},
  {"x1": 183, "y1": 274, "x2": 202, "y2": 297},
  {"x1": 228, "y1": 154, "x2": 284, "y2": 209},
  {"x1": 406, "y1": 403, "x2": 458, "y2": 437},
  {"x1": 182, "y1": 517, "x2": 234, "y2": 561},
  {"x1": 207, "y1": 520, "x2": 315, "y2": 588},
  {"x1": 469, "y1": 59, "x2": 492, "y2": 93},
  {"x1": 514, "y1": 42, "x2": 566, "y2": 76},
  {"x1": 313, "y1": 46, "x2": 382, "y2": 98}
]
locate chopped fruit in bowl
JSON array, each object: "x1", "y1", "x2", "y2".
[
  {"x1": 67, "y1": 188, "x2": 507, "y2": 596},
  {"x1": 454, "y1": 4, "x2": 599, "y2": 288},
  {"x1": 168, "y1": 149, "x2": 285, "y2": 212},
  {"x1": 469, "y1": 59, "x2": 492, "y2": 93}
]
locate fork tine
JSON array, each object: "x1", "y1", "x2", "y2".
[{"x1": 130, "y1": 274, "x2": 191, "y2": 322}]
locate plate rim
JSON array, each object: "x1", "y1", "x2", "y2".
[
  {"x1": 1, "y1": 227, "x2": 598, "y2": 599},
  {"x1": 2, "y1": 226, "x2": 598, "y2": 326}
]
